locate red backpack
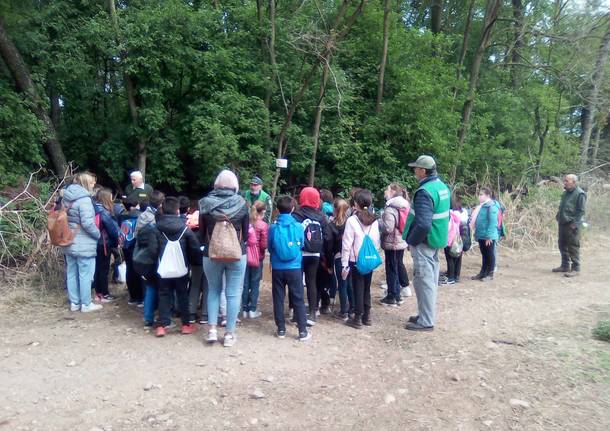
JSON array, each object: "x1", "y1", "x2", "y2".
[{"x1": 396, "y1": 207, "x2": 408, "y2": 233}]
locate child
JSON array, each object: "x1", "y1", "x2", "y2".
[
  {"x1": 380, "y1": 183, "x2": 410, "y2": 306},
  {"x1": 92, "y1": 188, "x2": 120, "y2": 302},
  {"x1": 269, "y1": 196, "x2": 311, "y2": 341},
  {"x1": 326, "y1": 198, "x2": 353, "y2": 320},
  {"x1": 154, "y1": 197, "x2": 202, "y2": 337},
  {"x1": 292, "y1": 187, "x2": 328, "y2": 324},
  {"x1": 470, "y1": 187, "x2": 499, "y2": 281},
  {"x1": 242, "y1": 201, "x2": 269, "y2": 319},
  {"x1": 341, "y1": 189, "x2": 381, "y2": 328},
  {"x1": 444, "y1": 197, "x2": 468, "y2": 284},
  {"x1": 119, "y1": 196, "x2": 142, "y2": 305}
]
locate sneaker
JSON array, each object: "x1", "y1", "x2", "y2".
[
  {"x1": 299, "y1": 331, "x2": 312, "y2": 342},
  {"x1": 346, "y1": 316, "x2": 363, "y2": 329},
  {"x1": 199, "y1": 315, "x2": 208, "y2": 324},
  {"x1": 144, "y1": 321, "x2": 154, "y2": 328},
  {"x1": 223, "y1": 333, "x2": 236, "y2": 347},
  {"x1": 552, "y1": 266, "x2": 570, "y2": 273},
  {"x1": 242, "y1": 310, "x2": 248, "y2": 319},
  {"x1": 404, "y1": 322, "x2": 434, "y2": 332},
  {"x1": 362, "y1": 316, "x2": 372, "y2": 326},
  {"x1": 306, "y1": 319, "x2": 316, "y2": 327},
  {"x1": 380, "y1": 296, "x2": 397, "y2": 307},
  {"x1": 480, "y1": 274, "x2": 494, "y2": 282},
  {"x1": 136, "y1": 302, "x2": 144, "y2": 308},
  {"x1": 319, "y1": 307, "x2": 331, "y2": 315},
  {"x1": 181, "y1": 324, "x2": 197, "y2": 335},
  {"x1": 81, "y1": 302, "x2": 103, "y2": 313},
  {"x1": 248, "y1": 310, "x2": 262, "y2": 319},
  {"x1": 334, "y1": 312, "x2": 349, "y2": 321},
  {"x1": 101, "y1": 294, "x2": 117, "y2": 303},
  {"x1": 155, "y1": 326, "x2": 166, "y2": 337},
  {"x1": 408, "y1": 315, "x2": 419, "y2": 324},
  {"x1": 277, "y1": 329, "x2": 286, "y2": 339},
  {"x1": 564, "y1": 271, "x2": 580, "y2": 278},
  {"x1": 70, "y1": 303, "x2": 80, "y2": 312},
  {"x1": 403, "y1": 286, "x2": 413, "y2": 297},
  {"x1": 189, "y1": 319, "x2": 196, "y2": 324},
  {"x1": 379, "y1": 283, "x2": 388, "y2": 290},
  {"x1": 439, "y1": 275, "x2": 448, "y2": 284},
  {"x1": 127, "y1": 300, "x2": 139, "y2": 306},
  {"x1": 206, "y1": 329, "x2": 218, "y2": 343},
  {"x1": 446, "y1": 279, "x2": 456, "y2": 285},
  {"x1": 471, "y1": 273, "x2": 485, "y2": 281},
  {"x1": 396, "y1": 296, "x2": 404, "y2": 305}
]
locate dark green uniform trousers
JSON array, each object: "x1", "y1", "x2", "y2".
[{"x1": 558, "y1": 224, "x2": 580, "y2": 270}]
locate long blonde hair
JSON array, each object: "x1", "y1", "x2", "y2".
[
  {"x1": 333, "y1": 198, "x2": 349, "y2": 226},
  {"x1": 249, "y1": 200, "x2": 266, "y2": 223},
  {"x1": 73, "y1": 172, "x2": 96, "y2": 192}
]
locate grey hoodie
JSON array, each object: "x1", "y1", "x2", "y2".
[
  {"x1": 381, "y1": 196, "x2": 409, "y2": 251},
  {"x1": 60, "y1": 184, "x2": 100, "y2": 258}
]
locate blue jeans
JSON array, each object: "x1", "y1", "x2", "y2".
[
  {"x1": 143, "y1": 281, "x2": 159, "y2": 324},
  {"x1": 203, "y1": 255, "x2": 247, "y2": 333},
  {"x1": 333, "y1": 257, "x2": 354, "y2": 314},
  {"x1": 242, "y1": 263, "x2": 263, "y2": 312},
  {"x1": 65, "y1": 255, "x2": 96, "y2": 306}
]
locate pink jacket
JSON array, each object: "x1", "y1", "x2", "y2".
[
  {"x1": 253, "y1": 219, "x2": 269, "y2": 258},
  {"x1": 447, "y1": 210, "x2": 461, "y2": 247},
  {"x1": 341, "y1": 215, "x2": 381, "y2": 267}
]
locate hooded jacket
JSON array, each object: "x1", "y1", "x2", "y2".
[
  {"x1": 198, "y1": 188, "x2": 249, "y2": 257},
  {"x1": 268, "y1": 213, "x2": 304, "y2": 270},
  {"x1": 155, "y1": 214, "x2": 202, "y2": 267},
  {"x1": 61, "y1": 184, "x2": 100, "y2": 258},
  {"x1": 380, "y1": 196, "x2": 409, "y2": 251},
  {"x1": 94, "y1": 202, "x2": 120, "y2": 252},
  {"x1": 341, "y1": 211, "x2": 380, "y2": 268}
]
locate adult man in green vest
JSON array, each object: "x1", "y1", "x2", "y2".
[
  {"x1": 553, "y1": 174, "x2": 586, "y2": 277},
  {"x1": 124, "y1": 170, "x2": 153, "y2": 207},
  {"x1": 244, "y1": 176, "x2": 273, "y2": 224},
  {"x1": 404, "y1": 155, "x2": 450, "y2": 331}
]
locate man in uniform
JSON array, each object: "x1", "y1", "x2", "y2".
[{"x1": 553, "y1": 174, "x2": 586, "y2": 277}]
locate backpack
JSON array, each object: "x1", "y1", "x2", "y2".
[
  {"x1": 133, "y1": 225, "x2": 158, "y2": 279},
  {"x1": 157, "y1": 227, "x2": 188, "y2": 279},
  {"x1": 272, "y1": 222, "x2": 302, "y2": 262},
  {"x1": 302, "y1": 219, "x2": 323, "y2": 253},
  {"x1": 47, "y1": 202, "x2": 78, "y2": 246},
  {"x1": 208, "y1": 216, "x2": 242, "y2": 262},
  {"x1": 395, "y1": 207, "x2": 408, "y2": 233},
  {"x1": 119, "y1": 218, "x2": 137, "y2": 250},
  {"x1": 460, "y1": 222, "x2": 472, "y2": 252},
  {"x1": 246, "y1": 224, "x2": 261, "y2": 267},
  {"x1": 355, "y1": 221, "x2": 382, "y2": 275},
  {"x1": 449, "y1": 232, "x2": 464, "y2": 257}
]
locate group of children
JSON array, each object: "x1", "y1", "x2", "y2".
[{"x1": 63, "y1": 170, "x2": 504, "y2": 345}]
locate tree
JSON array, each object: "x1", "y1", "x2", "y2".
[
  {"x1": 375, "y1": 0, "x2": 392, "y2": 114},
  {"x1": 0, "y1": 17, "x2": 67, "y2": 175}
]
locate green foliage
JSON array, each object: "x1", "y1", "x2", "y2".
[
  {"x1": 593, "y1": 321, "x2": 610, "y2": 343},
  {"x1": 0, "y1": 0, "x2": 607, "y2": 196}
]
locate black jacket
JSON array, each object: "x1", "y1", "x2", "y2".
[
  {"x1": 325, "y1": 220, "x2": 345, "y2": 262},
  {"x1": 156, "y1": 215, "x2": 202, "y2": 266}
]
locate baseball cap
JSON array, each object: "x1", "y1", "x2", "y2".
[
  {"x1": 408, "y1": 155, "x2": 436, "y2": 170},
  {"x1": 250, "y1": 176, "x2": 263, "y2": 185}
]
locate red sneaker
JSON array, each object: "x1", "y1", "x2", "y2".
[
  {"x1": 181, "y1": 324, "x2": 196, "y2": 335},
  {"x1": 155, "y1": 326, "x2": 166, "y2": 337}
]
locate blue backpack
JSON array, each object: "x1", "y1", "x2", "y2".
[
  {"x1": 272, "y1": 222, "x2": 302, "y2": 262},
  {"x1": 355, "y1": 221, "x2": 382, "y2": 275},
  {"x1": 120, "y1": 218, "x2": 137, "y2": 250}
]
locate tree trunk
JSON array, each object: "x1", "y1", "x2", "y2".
[
  {"x1": 0, "y1": 17, "x2": 67, "y2": 175},
  {"x1": 591, "y1": 109, "x2": 608, "y2": 164},
  {"x1": 430, "y1": 0, "x2": 442, "y2": 34},
  {"x1": 534, "y1": 105, "x2": 550, "y2": 183},
  {"x1": 452, "y1": 0, "x2": 475, "y2": 102},
  {"x1": 107, "y1": 0, "x2": 147, "y2": 177},
  {"x1": 308, "y1": 61, "x2": 331, "y2": 186},
  {"x1": 271, "y1": 0, "x2": 367, "y2": 198},
  {"x1": 375, "y1": 0, "x2": 391, "y2": 114},
  {"x1": 510, "y1": 0, "x2": 525, "y2": 89},
  {"x1": 451, "y1": 0, "x2": 502, "y2": 184},
  {"x1": 49, "y1": 84, "x2": 61, "y2": 132},
  {"x1": 580, "y1": 25, "x2": 610, "y2": 167}
]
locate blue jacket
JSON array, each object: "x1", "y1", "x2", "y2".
[
  {"x1": 61, "y1": 184, "x2": 100, "y2": 258},
  {"x1": 406, "y1": 175, "x2": 438, "y2": 247},
  {"x1": 475, "y1": 201, "x2": 499, "y2": 241},
  {"x1": 94, "y1": 202, "x2": 120, "y2": 250},
  {"x1": 268, "y1": 214, "x2": 304, "y2": 270}
]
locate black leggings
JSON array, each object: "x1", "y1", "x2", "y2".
[
  {"x1": 444, "y1": 247, "x2": 462, "y2": 281},
  {"x1": 350, "y1": 263, "x2": 372, "y2": 317},
  {"x1": 478, "y1": 240, "x2": 496, "y2": 276},
  {"x1": 302, "y1": 256, "x2": 320, "y2": 315}
]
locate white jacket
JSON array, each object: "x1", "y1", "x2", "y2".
[{"x1": 341, "y1": 214, "x2": 381, "y2": 267}]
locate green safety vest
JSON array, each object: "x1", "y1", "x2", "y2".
[{"x1": 403, "y1": 178, "x2": 450, "y2": 248}]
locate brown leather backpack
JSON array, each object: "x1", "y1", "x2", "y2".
[
  {"x1": 48, "y1": 203, "x2": 78, "y2": 246},
  {"x1": 208, "y1": 216, "x2": 242, "y2": 262}
]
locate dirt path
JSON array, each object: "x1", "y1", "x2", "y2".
[{"x1": 1, "y1": 246, "x2": 609, "y2": 431}]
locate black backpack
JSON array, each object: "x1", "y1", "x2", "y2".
[
  {"x1": 302, "y1": 219, "x2": 324, "y2": 253},
  {"x1": 132, "y1": 225, "x2": 159, "y2": 279},
  {"x1": 460, "y1": 223, "x2": 472, "y2": 252}
]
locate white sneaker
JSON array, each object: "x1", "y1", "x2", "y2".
[
  {"x1": 81, "y1": 302, "x2": 103, "y2": 313},
  {"x1": 70, "y1": 303, "x2": 80, "y2": 312},
  {"x1": 242, "y1": 311, "x2": 248, "y2": 319},
  {"x1": 206, "y1": 329, "x2": 218, "y2": 343},
  {"x1": 380, "y1": 283, "x2": 388, "y2": 290},
  {"x1": 402, "y1": 286, "x2": 413, "y2": 297},
  {"x1": 223, "y1": 333, "x2": 236, "y2": 347},
  {"x1": 249, "y1": 310, "x2": 262, "y2": 319}
]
